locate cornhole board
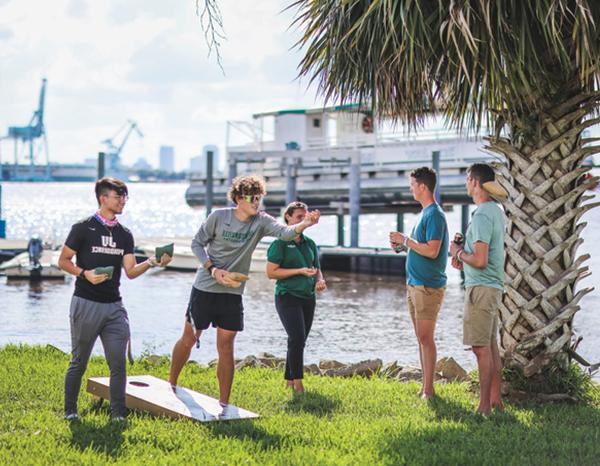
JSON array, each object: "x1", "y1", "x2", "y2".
[{"x1": 86, "y1": 375, "x2": 259, "y2": 422}]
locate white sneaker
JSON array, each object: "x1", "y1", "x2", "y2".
[
  {"x1": 64, "y1": 413, "x2": 78, "y2": 421},
  {"x1": 218, "y1": 404, "x2": 238, "y2": 420}
]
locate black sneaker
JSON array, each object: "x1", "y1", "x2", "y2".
[{"x1": 110, "y1": 408, "x2": 129, "y2": 422}]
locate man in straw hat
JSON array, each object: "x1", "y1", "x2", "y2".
[
  {"x1": 168, "y1": 174, "x2": 320, "y2": 418},
  {"x1": 450, "y1": 163, "x2": 508, "y2": 416}
]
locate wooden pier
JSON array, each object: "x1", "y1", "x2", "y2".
[{"x1": 187, "y1": 149, "x2": 479, "y2": 248}]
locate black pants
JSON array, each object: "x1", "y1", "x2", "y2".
[{"x1": 275, "y1": 293, "x2": 316, "y2": 380}]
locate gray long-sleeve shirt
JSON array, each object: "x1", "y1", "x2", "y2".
[{"x1": 191, "y1": 208, "x2": 298, "y2": 294}]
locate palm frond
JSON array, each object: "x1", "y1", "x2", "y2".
[{"x1": 293, "y1": 0, "x2": 600, "y2": 133}]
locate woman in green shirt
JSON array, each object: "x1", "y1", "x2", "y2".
[{"x1": 266, "y1": 202, "x2": 327, "y2": 394}]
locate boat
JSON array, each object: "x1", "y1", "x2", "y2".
[
  {"x1": 135, "y1": 238, "x2": 268, "y2": 273},
  {"x1": 0, "y1": 249, "x2": 65, "y2": 280},
  {"x1": 0, "y1": 239, "x2": 28, "y2": 264},
  {"x1": 185, "y1": 104, "x2": 496, "y2": 214}
]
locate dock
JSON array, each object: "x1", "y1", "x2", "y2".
[
  {"x1": 1, "y1": 237, "x2": 408, "y2": 276},
  {"x1": 319, "y1": 246, "x2": 406, "y2": 276},
  {"x1": 0, "y1": 239, "x2": 28, "y2": 262}
]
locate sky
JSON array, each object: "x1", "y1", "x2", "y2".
[{"x1": 0, "y1": 0, "x2": 324, "y2": 171}]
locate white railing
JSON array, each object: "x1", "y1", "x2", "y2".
[{"x1": 227, "y1": 128, "x2": 485, "y2": 153}]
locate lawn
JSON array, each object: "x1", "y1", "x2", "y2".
[{"x1": 1, "y1": 345, "x2": 599, "y2": 465}]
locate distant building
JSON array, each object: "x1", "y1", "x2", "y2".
[
  {"x1": 133, "y1": 157, "x2": 152, "y2": 171},
  {"x1": 159, "y1": 146, "x2": 175, "y2": 173},
  {"x1": 189, "y1": 145, "x2": 220, "y2": 175},
  {"x1": 189, "y1": 154, "x2": 205, "y2": 174}
]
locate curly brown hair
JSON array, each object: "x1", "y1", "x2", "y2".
[{"x1": 227, "y1": 174, "x2": 267, "y2": 204}]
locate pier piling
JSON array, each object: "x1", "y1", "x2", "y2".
[
  {"x1": 206, "y1": 150, "x2": 214, "y2": 217},
  {"x1": 349, "y1": 153, "x2": 361, "y2": 248},
  {"x1": 0, "y1": 184, "x2": 5, "y2": 238},
  {"x1": 97, "y1": 152, "x2": 105, "y2": 179},
  {"x1": 396, "y1": 213, "x2": 404, "y2": 233},
  {"x1": 432, "y1": 150, "x2": 441, "y2": 205},
  {"x1": 461, "y1": 204, "x2": 469, "y2": 235},
  {"x1": 285, "y1": 157, "x2": 297, "y2": 205}
]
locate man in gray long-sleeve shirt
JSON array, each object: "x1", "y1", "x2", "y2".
[{"x1": 168, "y1": 175, "x2": 320, "y2": 416}]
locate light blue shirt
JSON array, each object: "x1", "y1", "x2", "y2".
[{"x1": 464, "y1": 202, "x2": 505, "y2": 290}]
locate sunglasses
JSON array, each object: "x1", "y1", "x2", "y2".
[
  {"x1": 242, "y1": 194, "x2": 262, "y2": 204},
  {"x1": 105, "y1": 194, "x2": 129, "y2": 201}
]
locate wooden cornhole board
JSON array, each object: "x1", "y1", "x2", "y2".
[{"x1": 87, "y1": 375, "x2": 259, "y2": 422}]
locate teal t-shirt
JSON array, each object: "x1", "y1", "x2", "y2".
[
  {"x1": 406, "y1": 203, "x2": 448, "y2": 288},
  {"x1": 267, "y1": 235, "x2": 320, "y2": 298},
  {"x1": 464, "y1": 201, "x2": 505, "y2": 290}
]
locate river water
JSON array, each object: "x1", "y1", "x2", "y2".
[{"x1": 1, "y1": 181, "x2": 598, "y2": 376}]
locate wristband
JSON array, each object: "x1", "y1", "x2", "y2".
[
  {"x1": 78, "y1": 269, "x2": 86, "y2": 279},
  {"x1": 457, "y1": 250, "x2": 464, "y2": 262},
  {"x1": 210, "y1": 267, "x2": 217, "y2": 278},
  {"x1": 403, "y1": 236, "x2": 410, "y2": 248},
  {"x1": 147, "y1": 258, "x2": 156, "y2": 268}
]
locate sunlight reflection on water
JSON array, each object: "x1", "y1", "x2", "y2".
[{"x1": 0, "y1": 182, "x2": 598, "y2": 377}]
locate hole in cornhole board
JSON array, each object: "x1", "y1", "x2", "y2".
[{"x1": 129, "y1": 381, "x2": 150, "y2": 387}]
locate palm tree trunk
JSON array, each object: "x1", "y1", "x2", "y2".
[{"x1": 486, "y1": 91, "x2": 600, "y2": 377}]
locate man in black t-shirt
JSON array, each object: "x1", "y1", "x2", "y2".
[{"x1": 58, "y1": 177, "x2": 171, "y2": 421}]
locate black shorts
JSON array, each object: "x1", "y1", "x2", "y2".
[{"x1": 185, "y1": 287, "x2": 244, "y2": 332}]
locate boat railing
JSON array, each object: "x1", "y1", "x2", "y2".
[{"x1": 227, "y1": 127, "x2": 479, "y2": 154}]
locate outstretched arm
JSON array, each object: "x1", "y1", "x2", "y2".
[
  {"x1": 261, "y1": 210, "x2": 322, "y2": 241},
  {"x1": 122, "y1": 253, "x2": 171, "y2": 279}
]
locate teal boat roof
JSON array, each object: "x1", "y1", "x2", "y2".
[{"x1": 252, "y1": 103, "x2": 369, "y2": 118}]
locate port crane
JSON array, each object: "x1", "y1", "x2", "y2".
[
  {"x1": 101, "y1": 120, "x2": 143, "y2": 177},
  {"x1": 3, "y1": 78, "x2": 50, "y2": 180}
]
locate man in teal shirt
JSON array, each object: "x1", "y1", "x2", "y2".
[
  {"x1": 390, "y1": 167, "x2": 448, "y2": 399},
  {"x1": 450, "y1": 163, "x2": 507, "y2": 416}
]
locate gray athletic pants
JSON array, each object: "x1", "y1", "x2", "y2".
[{"x1": 64, "y1": 296, "x2": 130, "y2": 417}]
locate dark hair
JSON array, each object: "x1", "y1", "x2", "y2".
[
  {"x1": 95, "y1": 177, "x2": 128, "y2": 206},
  {"x1": 467, "y1": 163, "x2": 495, "y2": 185},
  {"x1": 227, "y1": 175, "x2": 267, "y2": 205},
  {"x1": 410, "y1": 166, "x2": 437, "y2": 193},
  {"x1": 283, "y1": 201, "x2": 308, "y2": 224}
]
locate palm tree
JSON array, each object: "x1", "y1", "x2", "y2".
[{"x1": 293, "y1": 0, "x2": 600, "y2": 378}]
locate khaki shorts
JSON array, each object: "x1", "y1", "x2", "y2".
[
  {"x1": 463, "y1": 286, "x2": 502, "y2": 347},
  {"x1": 407, "y1": 285, "x2": 446, "y2": 321}
]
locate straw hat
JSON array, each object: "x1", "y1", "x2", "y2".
[{"x1": 482, "y1": 181, "x2": 508, "y2": 201}]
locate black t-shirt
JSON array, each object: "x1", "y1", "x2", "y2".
[{"x1": 65, "y1": 216, "x2": 134, "y2": 303}]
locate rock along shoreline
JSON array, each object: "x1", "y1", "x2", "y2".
[{"x1": 201, "y1": 352, "x2": 471, "y2": 383}]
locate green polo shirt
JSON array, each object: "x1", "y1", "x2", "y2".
[{"x1": 267, "y1": 235, "x2": 320, "y2": 298}]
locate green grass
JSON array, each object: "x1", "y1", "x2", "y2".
[{"x1": 1, "y1": 345, "x2": 600, "y2": 465}]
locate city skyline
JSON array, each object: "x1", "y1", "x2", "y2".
[{"x1": 0, "y1": 0, "x2": 323, "y2": 171}]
